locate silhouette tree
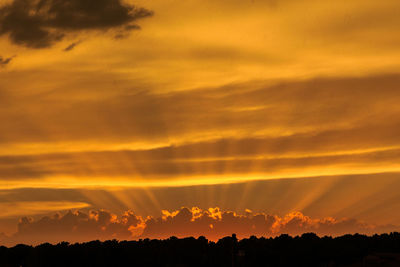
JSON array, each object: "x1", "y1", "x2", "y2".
[{"x1": 1, "y1": 232, "x2": 400, "y2": 266}]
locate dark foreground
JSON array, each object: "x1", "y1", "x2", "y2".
[{"x1": 1, "y1": 233, "x2": 400, "y2": 267}]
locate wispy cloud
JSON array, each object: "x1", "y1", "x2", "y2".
[
  {"x1": 63, "y1": 41, "x2": 81, "y2": 52},
  {"x1": 0, "y1": 74, "x2": 400, "y2": 185}
]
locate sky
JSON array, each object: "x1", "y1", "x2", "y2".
[{"x1": 1, "y1": 0, "x2": 400, "y2": 245}]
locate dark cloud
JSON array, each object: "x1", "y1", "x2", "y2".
[
  {"x1": 0, "y1": 0, "x2": 153, "y2": 48},
  {"x1": 0, "y1": 207, "x2": 397, "y2": 246},
  {"x1": 5, "y1": 209, "x2": 142, "y2": 245},
  {"x1": 63, "y1": 41, "x2": 80, "y2": 52},
  {"x1": 0, "y1": 55, "x2": 13, "y2": 66}
]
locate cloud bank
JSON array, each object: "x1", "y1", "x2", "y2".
[
  {"x1": 0, "y1": 0, "x2": 153, "y2": 48},
  {"x1": 1, "y1": 207, "x2": 398, "y2": 246}
]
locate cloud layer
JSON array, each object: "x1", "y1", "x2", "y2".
[
  {"x1": 1, "y1": 207, "x2": 398, "y2": 246},
  {"x1": 1, "y1": 74, "x2": 400, "y2": 186},
  {"x1": 0, "y1": 0, "x2": 153, "y2": 48}
]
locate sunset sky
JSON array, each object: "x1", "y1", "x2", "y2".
[{"x1": 1, "y1": 0, "x2": 400, "y2": 245}]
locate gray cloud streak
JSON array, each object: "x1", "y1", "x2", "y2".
[
  {"x1": 0, "y1": 56, "x2": 13, "y2": 66},
  {"x1": 0, "y1": 0, "x2": 153, "y2": 48}
]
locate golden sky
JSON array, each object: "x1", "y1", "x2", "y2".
[{"x1": 0, "y1": 0, "x2": 400, "y2": 244}]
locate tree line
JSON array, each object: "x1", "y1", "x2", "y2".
[{"x1": 1, "y1": 232, "x2": 400, "y2": 266}]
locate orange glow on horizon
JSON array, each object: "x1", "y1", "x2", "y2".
[{"x1": 1, "y1": 206, "x2": 396, "y2": 246}]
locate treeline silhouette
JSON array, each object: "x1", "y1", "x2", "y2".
[{"x1": 1, "y1": 233, "x2": 400, "y2": 267}]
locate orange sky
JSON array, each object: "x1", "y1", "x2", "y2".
[{"x1": 1, "y1": 0, "x2": 400, "y2": 243}]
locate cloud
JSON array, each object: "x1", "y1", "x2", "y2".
[
  {"x1": 63, "y1": 41, "x2": 80, "y2": 52},
  {"x1": 1, "y1": 73, "x2": 400, "y2": 184},
  {"x1": 1, "y1": 72, "x2": 400, "y2": 145},
  {"x1": 0, "y1": 207, "x2": 398, "y2": 246},
  {"x1": 1, "y1": 139, "x2": 400, "y2": 181},
  {"x1": 0, "y1": 0, "x2": 153, "y2": 48},
  {"x1": 0, "y1": 55, "x2": 13, "y2": 66},
  {"x1": 1, "y1": 172, "x2": 400, "y2": 231},
  {"x1": 142, "y1": 207, "x2": 398, "y2": 240},
  {"x1": 2, "y1": 171, "x2": 400, "y2": 236},
  {"x1": 0, "y1": 72, "x2": 400, "y2": 184},
  {"x1": 3, "y1": 209, "x2": 144, "y2": 245}
]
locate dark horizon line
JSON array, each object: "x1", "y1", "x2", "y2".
[{"x1": 3, "y1": 231, "x2": 400, "y2": 248}]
